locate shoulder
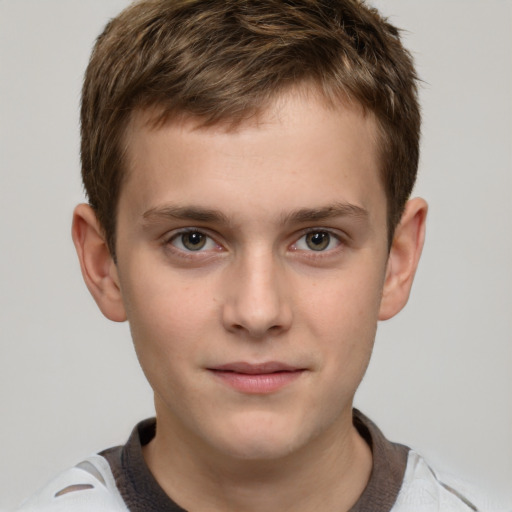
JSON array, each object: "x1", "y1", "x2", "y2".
[
  {"x1": 392, "y1": 450, "x2": 508, "y2": 512},
  {"x1": 14, "y1": 454, "x2": 128, "y2": 512}
]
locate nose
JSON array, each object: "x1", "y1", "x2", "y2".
[{"x1": 221, "y1": 250, "x2": 292, "y2": 339}]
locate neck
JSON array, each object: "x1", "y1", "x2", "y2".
[{"x1": 143, "y1": 408, "x2": 372, "y2": 512}]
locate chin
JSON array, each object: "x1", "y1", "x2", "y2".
[
  {"x1": 218, "y1": 435, "x2": 298, "y2": 462},
  {"x1": 207, "y1": 413, "x2": 309, "y2": 462}
]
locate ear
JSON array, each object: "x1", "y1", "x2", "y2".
[
  {"x1": 378, "y1": 197, "x2": 428, "y2": 321},
  {"x1": 71, "y1": 203, "x2": 127, "y2": 322}
]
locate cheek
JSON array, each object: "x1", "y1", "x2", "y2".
[
  {"x1": 301, "y1": 268, "x2": 383, "y2": 339},
  {"x1": 120, "y1": 264, "x2": 218, "y2": 368},
  {"x1": 125, "y1": 287, "x2": 213, "y2": 404},
  {"x1": 299, "y1": 268, "x2": 383, "y2": 381}
]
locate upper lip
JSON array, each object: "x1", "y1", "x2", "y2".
[{"x1": 209, "y1": 362, "x2": 302, "y2": 374}]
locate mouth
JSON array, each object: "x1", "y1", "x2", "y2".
[{"x1": 207, "y1": 362, "x2": 305, "y2": 394}]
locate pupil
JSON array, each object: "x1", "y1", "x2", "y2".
[
  {"x1": 311, "y1": 233, "x2": 324, "y2": 245},
  {"x1": 188, "y1": 233, "x2": 202, "y2": 245},
  {"x1": 306, "y1": 232, "x2": 329, "y2": 251},
  {"x1": 183, "y1": 232, "x2": 206, "y2": 250}
]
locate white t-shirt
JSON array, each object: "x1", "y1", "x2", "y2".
[{"x1": 15, "y1": 411, "x2": 505, "y2": 512}]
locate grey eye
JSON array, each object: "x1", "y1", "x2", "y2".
[
  {"x1": 181, "y1": 231, "x2": 207, "y2": 251},
  {"x1": 305, "y1": 231, "x2": 331, "y2": 251}
]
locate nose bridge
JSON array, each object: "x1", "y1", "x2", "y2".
[{"x1": 222, "y1": 245, "x2": 291, "y2": 337}]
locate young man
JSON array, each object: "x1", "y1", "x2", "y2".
[{"x1": 14, "y1": 1, "x2": 496, "y2": 511}]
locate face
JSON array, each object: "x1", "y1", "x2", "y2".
[{"x1": 114, "y1": 91, "x2": 390, "y2": 462}]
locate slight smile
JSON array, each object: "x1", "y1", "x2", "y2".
[{"x1": 208, "y1": 362, "x2": 306, "y2": 394}]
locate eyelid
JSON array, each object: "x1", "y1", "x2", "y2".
[
  {"x1": 164, "y1": 226, "x2": 213, "y2": 241},
  {"x1": 164, "y1": 227, "x2": 223, "y2": 254},
  {"x1": 289, "y1": 228, "x2": 345, "y2": 252},
  {"x1": 161, "y1": 226, "x2": 347, "y2": 259}
]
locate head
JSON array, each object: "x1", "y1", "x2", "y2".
[
  {"x1": 81, "y1": 0, "x2": 420, "y2": 259},
  {"x1": 73, "y1": 0, "x2": 426, "y2": 467}
]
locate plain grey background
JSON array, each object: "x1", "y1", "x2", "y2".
[{"x1": 1, "y1": 0, "x2": 511, "y2": 509}]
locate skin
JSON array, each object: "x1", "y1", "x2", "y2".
[{"x1": 73, "y1": 90, "x2": 427, "y2": 512}]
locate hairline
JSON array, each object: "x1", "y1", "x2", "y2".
[{"x1": 106, "y1": 85, "x2": 395, "y2": 261}]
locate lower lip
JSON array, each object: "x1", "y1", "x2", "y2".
[{"x1": 210, "y1": 370, "x2": 304, "y2": 394}]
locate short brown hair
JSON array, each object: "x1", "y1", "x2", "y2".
[{"x1": 81, "y1": 0, "x2": 420, "y2": 257}]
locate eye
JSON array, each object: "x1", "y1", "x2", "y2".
[
  {"x1": 293, "y1": 231, "x2": 340, "y2": 252},
  {"x1": 169, "y1": 230, "x2": 218, "y2": 252}
]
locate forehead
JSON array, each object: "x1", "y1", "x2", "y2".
[{"x1": 119, "y1": 90, "x2": 385, "y2": 228}]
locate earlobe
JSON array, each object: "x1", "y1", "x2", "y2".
[
  {"x1": 378, "y1": 197, "x2": 428, "y2": 321},
  {"x1": 71, "y1": 204, "x2": 127, "y2": 322}
]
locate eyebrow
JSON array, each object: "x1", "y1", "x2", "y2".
[
  {"x1": 282, "y1": 202, "x2": 369, "y2": 224},
  {"x1": 142, "y1": 205, "x2": 231, "y2": 224},
  {"x1": 142, "y1": 202, "x2": 368, "y2": 226}
]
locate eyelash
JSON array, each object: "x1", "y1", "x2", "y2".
[
  {"x1": 163, "y1": 227, "x2": 345, "y2": 259},
  {"x1": 291, "y1": 229, "x2": 342, "y2": 253},
  {"x1": 164, "y1": 228, "x2": 223, "y2": 258}
]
